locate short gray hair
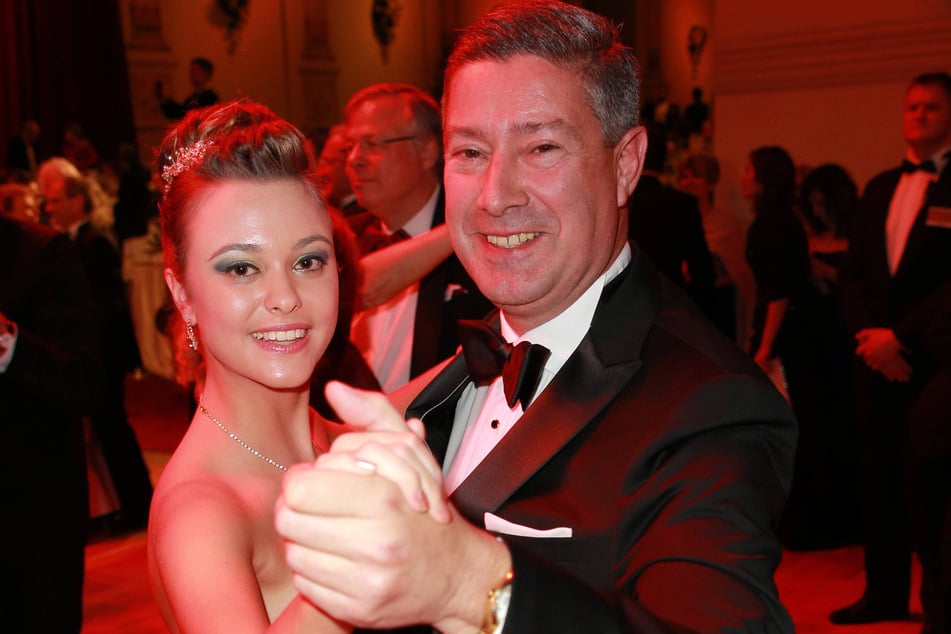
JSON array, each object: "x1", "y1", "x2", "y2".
[{"x1": 443, "y1": 0, "x2": 640, "y2": 145}]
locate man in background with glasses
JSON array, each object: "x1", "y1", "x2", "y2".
[{"x1": 345, "y1": 83, "x2": 490, "y2": 392}]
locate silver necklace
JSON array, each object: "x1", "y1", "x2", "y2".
[{"x1": 199, "y1": 401, "x2": 321, "y2": 472}]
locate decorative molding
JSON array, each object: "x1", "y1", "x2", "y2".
[
  {"x1": 126, "y1": 59, "x2": 177, "y2": 127},
  {"x1": 302, "y1": 0, "x2": 335, "y2": 61},
  {"x1": 126, "y1": 0, "x2": 170, "y2": 51},
  {"x1": 372, "y1": 0, "x2": 402, "y2": 63},
  {"x1": 121, "y1": 1, "x2": 177, "y2": 163},
  {"x1": 298, "y1": 0, "x2": 338, "y2": 133},
  {"x1": 208, "y1": 0, "x2": 250, "y2": 54},
  {"x1": 298, "y1": 65, "x2": 340, "y2": 132},
  {"x1": 715, "y1": 17, "x2": 951, "y2": 94}
]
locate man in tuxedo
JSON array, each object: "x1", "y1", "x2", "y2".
[
  {"x1": 276, "y1": 2, "x2": 796, "y2": 631},
  {"x1": 628, "y1": 124, "x2": 716, "y2": 320},
  {"x1": 41, "y1": 166, "x2": 154, "y2": 533},
  {"x1": 642, "y1": 82, "x2": 680, "y2": 135},
  {"x1": 344, "y1": 83, "x2": 490, "y2": 392},
  {"x1": 833, "y1": 72, "x2": 951, "y2": 632},
  {"x1": 0, "y1": 214, "x2": 100, "y2": 633},
  {"x1": 156, "y1": 57, "x2": 220, "y2": 121}
]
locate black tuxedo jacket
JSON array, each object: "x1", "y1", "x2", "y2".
[
  {"x1": 74, "y1": 221, "x2": 140, "y2": 376},
  {"x1": 841, "y1": 161, "x2": 951, "y2": 352},
  {"x1": 5, "y1": 136, "x2": 34, "y2": 173},
  {"x1": 404, "y1": 248, "x2": 797, "y2": 632},
  {"x1": 160, "y1": 87, "x2": 220, "y2": 120},
  {"x1": 353, "y1": 190, "x2": 491, "y2": 379},
  {"x1": 628, "y1": 174, "x2": 716, "y2": 314},
  {"x1": 842, "y1": 161, "x2": 951, "y2": 463},
  {"x1": 0, "y1": 217, "x2": 100, "y2": 529}
]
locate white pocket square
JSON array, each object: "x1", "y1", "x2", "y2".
[
  {"x1": 483, "y1": 512, "x2": 573, "y2": 538},
  {"x1": 444, "y1": 283, "x2": 468, "y2": 302}
]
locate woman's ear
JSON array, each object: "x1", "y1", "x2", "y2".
[
  {"x1": 615, "y1": 126, "x2": 648, "y2": 207},
  {"x1": 164, "y1": 268, "x2": 195, "y2": 324}
]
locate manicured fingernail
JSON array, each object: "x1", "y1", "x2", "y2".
[{"x1": 355, "y1": 458, "x2": 376, "y2": 472}]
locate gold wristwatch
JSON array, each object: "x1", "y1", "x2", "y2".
[{"x1": 480, "y1": 569, "x2": 514, "y2": 634}]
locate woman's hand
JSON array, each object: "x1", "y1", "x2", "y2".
[{"x1": 316, "y1": 381, "x2": 450, "y2": 523}]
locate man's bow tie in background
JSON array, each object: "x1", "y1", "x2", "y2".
[
  {"x1": 458, "y1": 320, "x2": 551, "y2": 409},
  {"x1": 901, "y1": 159, "x2": 937, "y2": 174}
]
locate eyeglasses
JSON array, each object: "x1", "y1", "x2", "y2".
[{"x1": 345, "y1": 134, "x2": 419, "y2": 157}]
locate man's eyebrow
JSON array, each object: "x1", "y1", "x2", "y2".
[
  {"x1": 446, "y1": 118, "x2": 576, "y2": 139},
  {"x1": 511, "y1": 118, "x2": 574, "y2": 135},
  {"x1": 444, "y1": 124, "x2": 481, "y2": 139}
]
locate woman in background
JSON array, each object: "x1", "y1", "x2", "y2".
[
  {"x1": 678, "y1": 153, "x2": 753, "y2": 342},
  {"x1": 744, "y1": 147, "x2": 857, "y2": 550},
  {"x1": 741, "y1": 146, "x2": 812, "y2": 385},
  {"x1": 792, "y1": 163, "x2": 862, "y2": 549},
  {"x1": 797, "y1": 163, "x2": 857, "y2": 290}
]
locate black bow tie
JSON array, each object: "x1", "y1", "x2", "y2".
[
  {"x1": 458, "y1": 320, "x2": 551, "y2": 409},
  {"x1": 901, "y1": 159, "x2": 936, "y2": 174}
]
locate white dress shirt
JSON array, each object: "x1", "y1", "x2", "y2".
[
  {"x1": 350, "y1": 185, "x2": 440, "y2": 392},
  {"x1": 443, "y1": 243, "x2": 633, "y2": 493}
]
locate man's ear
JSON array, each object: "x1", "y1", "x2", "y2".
[
  {"x1": 614, "y1": 126, "x2": 647, "y2": 207},
  {"x1": 164, "y1": 268, "x2": 195, "y2": 324},
  {"x1": 419, "y1": 134, "x2": 441, "y2": 173}
]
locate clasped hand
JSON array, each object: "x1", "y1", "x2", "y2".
[
  {"x1": 855, "y1": 327, "x2": 911, "y2": 382},
  {"x1": 275, "y1": 382, "x2": 508, "y2": 632}
]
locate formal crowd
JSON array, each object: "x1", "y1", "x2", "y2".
[{"x1": 1, "y1": 1, "x2": 950, "y2": 633}]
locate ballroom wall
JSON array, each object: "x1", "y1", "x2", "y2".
[
  {"x1": 119, "y1": 0, "x2": 445, "y2": 156},
  {"x1": 119, "y1": 0, "x2": 712, "y2": 161},
  {"x1": 713, "y1": 0, "x2": 951, "y2": 221},
  {"x1": 120, "y1": 0, "x2": 951, "y2": 209}
]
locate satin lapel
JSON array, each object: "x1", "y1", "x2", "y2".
[
  {"x1": 450, "y1": 250, "x2": 660, "y2": 521},
  {"x1": 407, "y1": 351, "x2": 471, "y2": 464},
  {"x1": 450, "y1": 337, "x2": 640, "y2": 521},
  {"x1": 871, "y1": 169, "x2": 902, "y2": 250},
  {"x1": 895, "y1": 161, "x2": 951, "y2": 280},
  {"x1": 411, "y1": 190, "x2": 448, "y2": 376},
  {"x1": 412, "y1": 264, "x2": 448, "y2": 375}
]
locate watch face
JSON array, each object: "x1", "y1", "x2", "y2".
[
  {"x1": 483, "y1": 574, "x2": 513, "y2": 633},
  {"x1": 494, "y1": 581, "x2": 512, "y2": 615}
]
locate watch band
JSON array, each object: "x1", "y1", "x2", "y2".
[{"x1": 480, "y1": 568, "x2": 513, "y2": 634}]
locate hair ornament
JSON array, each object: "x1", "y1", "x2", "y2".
[{"x1": 162, "y1": 140, "x2": 215, "y2": 193}]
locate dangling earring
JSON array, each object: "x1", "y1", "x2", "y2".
[{"x1": 186, "y1": 322, "x2": 199, "y2": 351}]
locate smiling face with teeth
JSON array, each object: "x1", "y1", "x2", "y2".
[
  {"x1": 443, "y1": 55, "x2": 646, "y2": 333},
  {"x1": 166, "y1": 178, "x2": 338, "y2": 391}
]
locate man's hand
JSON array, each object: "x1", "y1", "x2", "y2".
[
  {"x1": 753, "y1": 348, "x2": 774, "y2": 374},
  {"x1": 275, "y1": 383, "x2": 511, "y2": 631},
  {"x1": 0, "y1": 311, "x2": 17, "y2": 357},
  {"x1": 855, "y1": 328, "x2": 912, "y2": 382}
]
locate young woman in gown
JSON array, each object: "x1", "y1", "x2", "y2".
[
  {"x1": 742, "y1": 146, "x2": 855, "y2": 549},
  {"x1": 147, "y1": 100, "x2": 445, "y2": 632}
]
